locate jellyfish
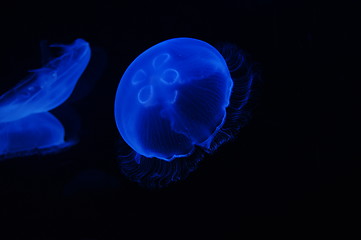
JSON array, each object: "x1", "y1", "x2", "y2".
[
  {"x1": 0, "y1": 39, "x2": 91, "y2": 123},
  {"x1": 0, "y1": 112, "x2": 65, "y2": 156},
  {"x1": 114, "y1": 37, "x2": 254, "y2": 188},
  {"x1": 0, "y1": 39, "x2": 91, "y2": 159}
]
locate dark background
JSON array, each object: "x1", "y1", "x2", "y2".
[{"x1": 0, "y1": 0, "x2": 359, "y2": 238}]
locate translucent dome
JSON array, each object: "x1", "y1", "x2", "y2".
[{"x1": 114, "y1": 38, "x2": 233, "y2": 161}]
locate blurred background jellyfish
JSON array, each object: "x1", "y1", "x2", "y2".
[
  {"x1": 0, "y1": 39, "x2": 91, "y2": 159},
  {"x1": 114, "y1": 37, "x2": 254, "y2": 188}
]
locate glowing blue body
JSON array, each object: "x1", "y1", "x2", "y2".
[
  {"x1": 0, "y1": 112, "x2": 64, "y2": 154},
  {"x1": 115, "y1": 38, "x2": 254, "y2": 188},
  {"x1": 0, "y1": 39, "x2": 91, "y2": 123},
  {"x1": 0, "y1": 39, "x2": 90, "y2": 158},
  {"x1": 115, "y1": 38, "x2": 233, "y2": 161}
]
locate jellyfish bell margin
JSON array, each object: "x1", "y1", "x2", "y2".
[
  {"x1": 0, "y1": 39, "x2": 91, "y2": 159},
  {"x1": 114, "y1": 37, "x2": 254, "y2": 188}
]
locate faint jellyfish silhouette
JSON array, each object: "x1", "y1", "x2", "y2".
[
  {"x1": 0, "y1": 112, "x2": 65, "y2": 155},
  {"x1": 0, "y1": 39, "x2": 91, "y2": 159},
  {"x1": 114, "y1": 37, "x2": 254, "y2": 188}
]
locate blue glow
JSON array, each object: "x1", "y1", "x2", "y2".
[
  {"x1": 0, "y1": 39, "x2": 91, "y2": 159},
  {"x1": 115, "y1": 38, "x2": 233, "y2": 161},
  {"x1": 115, "y1": 38, "x2": 254, "y2": 188},
  {"x1": 0, "y1": 39, "x2": 90, "y2": 123},
  {"x1": 0, "y1": 112, "x2": 64, "y2": 155}
]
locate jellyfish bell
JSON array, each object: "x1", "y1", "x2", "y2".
[
  {"x1": 115, "y1": 38, "x2": 234, "y2": 162},
  {"x1": 0, "y1": 112, "x2": 66, "y2": 158}
]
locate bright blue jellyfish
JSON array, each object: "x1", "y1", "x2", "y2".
[
  {"x1": 0, "y1": 39, "x2": 91, "y2": 123},
  {"x1": 0, "y1": 112, "x2": 64, "y2": 155},
  {"x1": 115, "y1": 38, "x2": 254, "y2": 188},
  {"x1": 0, "y1": 39, "x2": 91, "y2": 159}
]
